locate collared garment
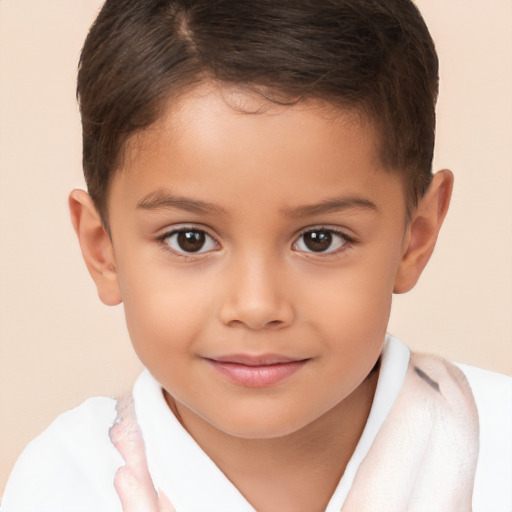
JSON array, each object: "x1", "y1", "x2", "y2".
[{"x1": 2, "y1": 336, "x2": 511, "y2": 511}]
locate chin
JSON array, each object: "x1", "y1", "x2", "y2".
[{"x1": 209, "y1": 410, "x2": 315, "y2": 440}]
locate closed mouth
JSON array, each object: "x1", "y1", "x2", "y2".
[
  {"x1": 204, "y1": 355, "x2": 310, "y2": 387},
  {"x1": 206, "y1": 354, "x2": 308, "y2": 366}
]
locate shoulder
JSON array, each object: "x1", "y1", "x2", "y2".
[
  {"x1": 456, "y1": 361, "x2": 512, "y2": 400},
  {"x1": 384, "y1": 339, "x2": 511, "y2": 511},
  {"x1": 455, "y1": 363, "x2": 512, "y2": 512},
  {"x1": 409, "y1": 354, "x2": 512, "y2": 511},
  {"x1": 2, "y1": 396, "x2": 124, "y2": 512}
]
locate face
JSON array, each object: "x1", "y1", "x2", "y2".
[{"x1": 106, "y1": 83, "x2": 409, "y2": 439}]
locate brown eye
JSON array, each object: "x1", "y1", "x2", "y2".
[
  {"x1": 303, "y1": 230, "x2": 332, "y2": 252},
  {"x1": 294, "y1": 229, "x2": 347, "y2": 253},
  {"x1": 177, "y1": 230, "x2": 205, "y2": 252},
  {"x1": 165, "y1": 229, "x2": 218, "y2": 254}
]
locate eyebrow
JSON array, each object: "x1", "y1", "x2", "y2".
[
  {"x1": 137, "y1": 190, "x2": 378, "y2": 217},
  {"x1": 137, "y1": 190, "x2": 227, "y2": 215},
  {"x1": 282, "y1": 196, "x2": 379, "y2": 217}
]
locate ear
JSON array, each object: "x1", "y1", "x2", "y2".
[
  {"x1": 394, "y1": 170, "x2": 454, "y2": 294},
  {"x1": 69, "y1": 189, "x2": 122, "y2": 306}
]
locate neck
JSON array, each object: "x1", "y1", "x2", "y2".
[{"x1": 165, "y1": 366, "x2": 379, "y2": 512}]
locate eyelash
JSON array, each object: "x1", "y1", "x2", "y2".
[
  {"x1": 158, "y1": 226, "x2": 220, "y2": 259},
  {"x1": 157, "y1": 226, "x2": 354, "y2": 259},
  {"x1": 292, "y1": 227, "x2": 354, "y2": 256}
]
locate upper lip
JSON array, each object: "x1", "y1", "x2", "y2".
[{"x1": 206, "y1": 354, "x2": 309, "y2": 366}]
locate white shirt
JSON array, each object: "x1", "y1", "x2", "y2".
[{"x1": 2, "y1": 336, "x2": 511, "y2": 511}]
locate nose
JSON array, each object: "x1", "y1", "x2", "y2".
[{"x1": 219, "y1": 254, "x2": 295, "y2": 331}]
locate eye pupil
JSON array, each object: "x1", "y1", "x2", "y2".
[
  {"x1": 177, "y1": 230, "x2": 206, "y2": 252},
  {"x1": 303, "y1": 230, "x2": 332, "y2": 252}
]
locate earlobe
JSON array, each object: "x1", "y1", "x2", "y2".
[
  {"x1": 69, "y1": 189, "x2": 122, "y2": 306},
  {"x1": 394, "y1": 170, "x2": 454, "y2": 294}
]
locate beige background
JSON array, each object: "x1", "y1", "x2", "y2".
[{"x1": 1, "y1": 0, "x2": 511, "y2": 497}]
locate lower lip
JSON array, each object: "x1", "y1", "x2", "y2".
[{"x1": 206, "y1": 360, "x2": 308, "y2": 388}]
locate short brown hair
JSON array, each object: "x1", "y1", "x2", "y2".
[{"x1": 77, "y1": 0, "x2": 438, "y2": 223}]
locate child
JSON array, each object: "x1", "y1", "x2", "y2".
[{"x1": 2, "y1": 0, "x2": 511, "y2": 511}]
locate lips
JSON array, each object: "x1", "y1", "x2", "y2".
[{"x1": 205, "y1": 354, "x2": 309, "y2": 388}]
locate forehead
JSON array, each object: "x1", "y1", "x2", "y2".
[
  {"x1": 113, "y1": 82, "x2": 405, "y2": 217},
  {"x1": 127, "y1": 81, "x2": 376, "y2": 156}
]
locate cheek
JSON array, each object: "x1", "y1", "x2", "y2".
[
  {"x1": 306, "y1": 258, "x2": 396, "y2": 333},
  {"x1": 301, "y1": 254, "x2": 398, "y2": 379},
  {"x1": 116, "y1": 255, "x2": 214, "y2": 366}
]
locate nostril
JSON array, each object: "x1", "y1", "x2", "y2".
[{"x1": 226, "y1": 318, "x2": 284, "y2": 330}]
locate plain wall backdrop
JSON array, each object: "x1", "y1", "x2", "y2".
[{"x1": 1, "y1": 0, "x2": 511, "y2": 496}]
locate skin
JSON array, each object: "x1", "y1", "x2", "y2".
[{"x1": 70, "y1": 82, "x2": 453, "y2": 511}]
